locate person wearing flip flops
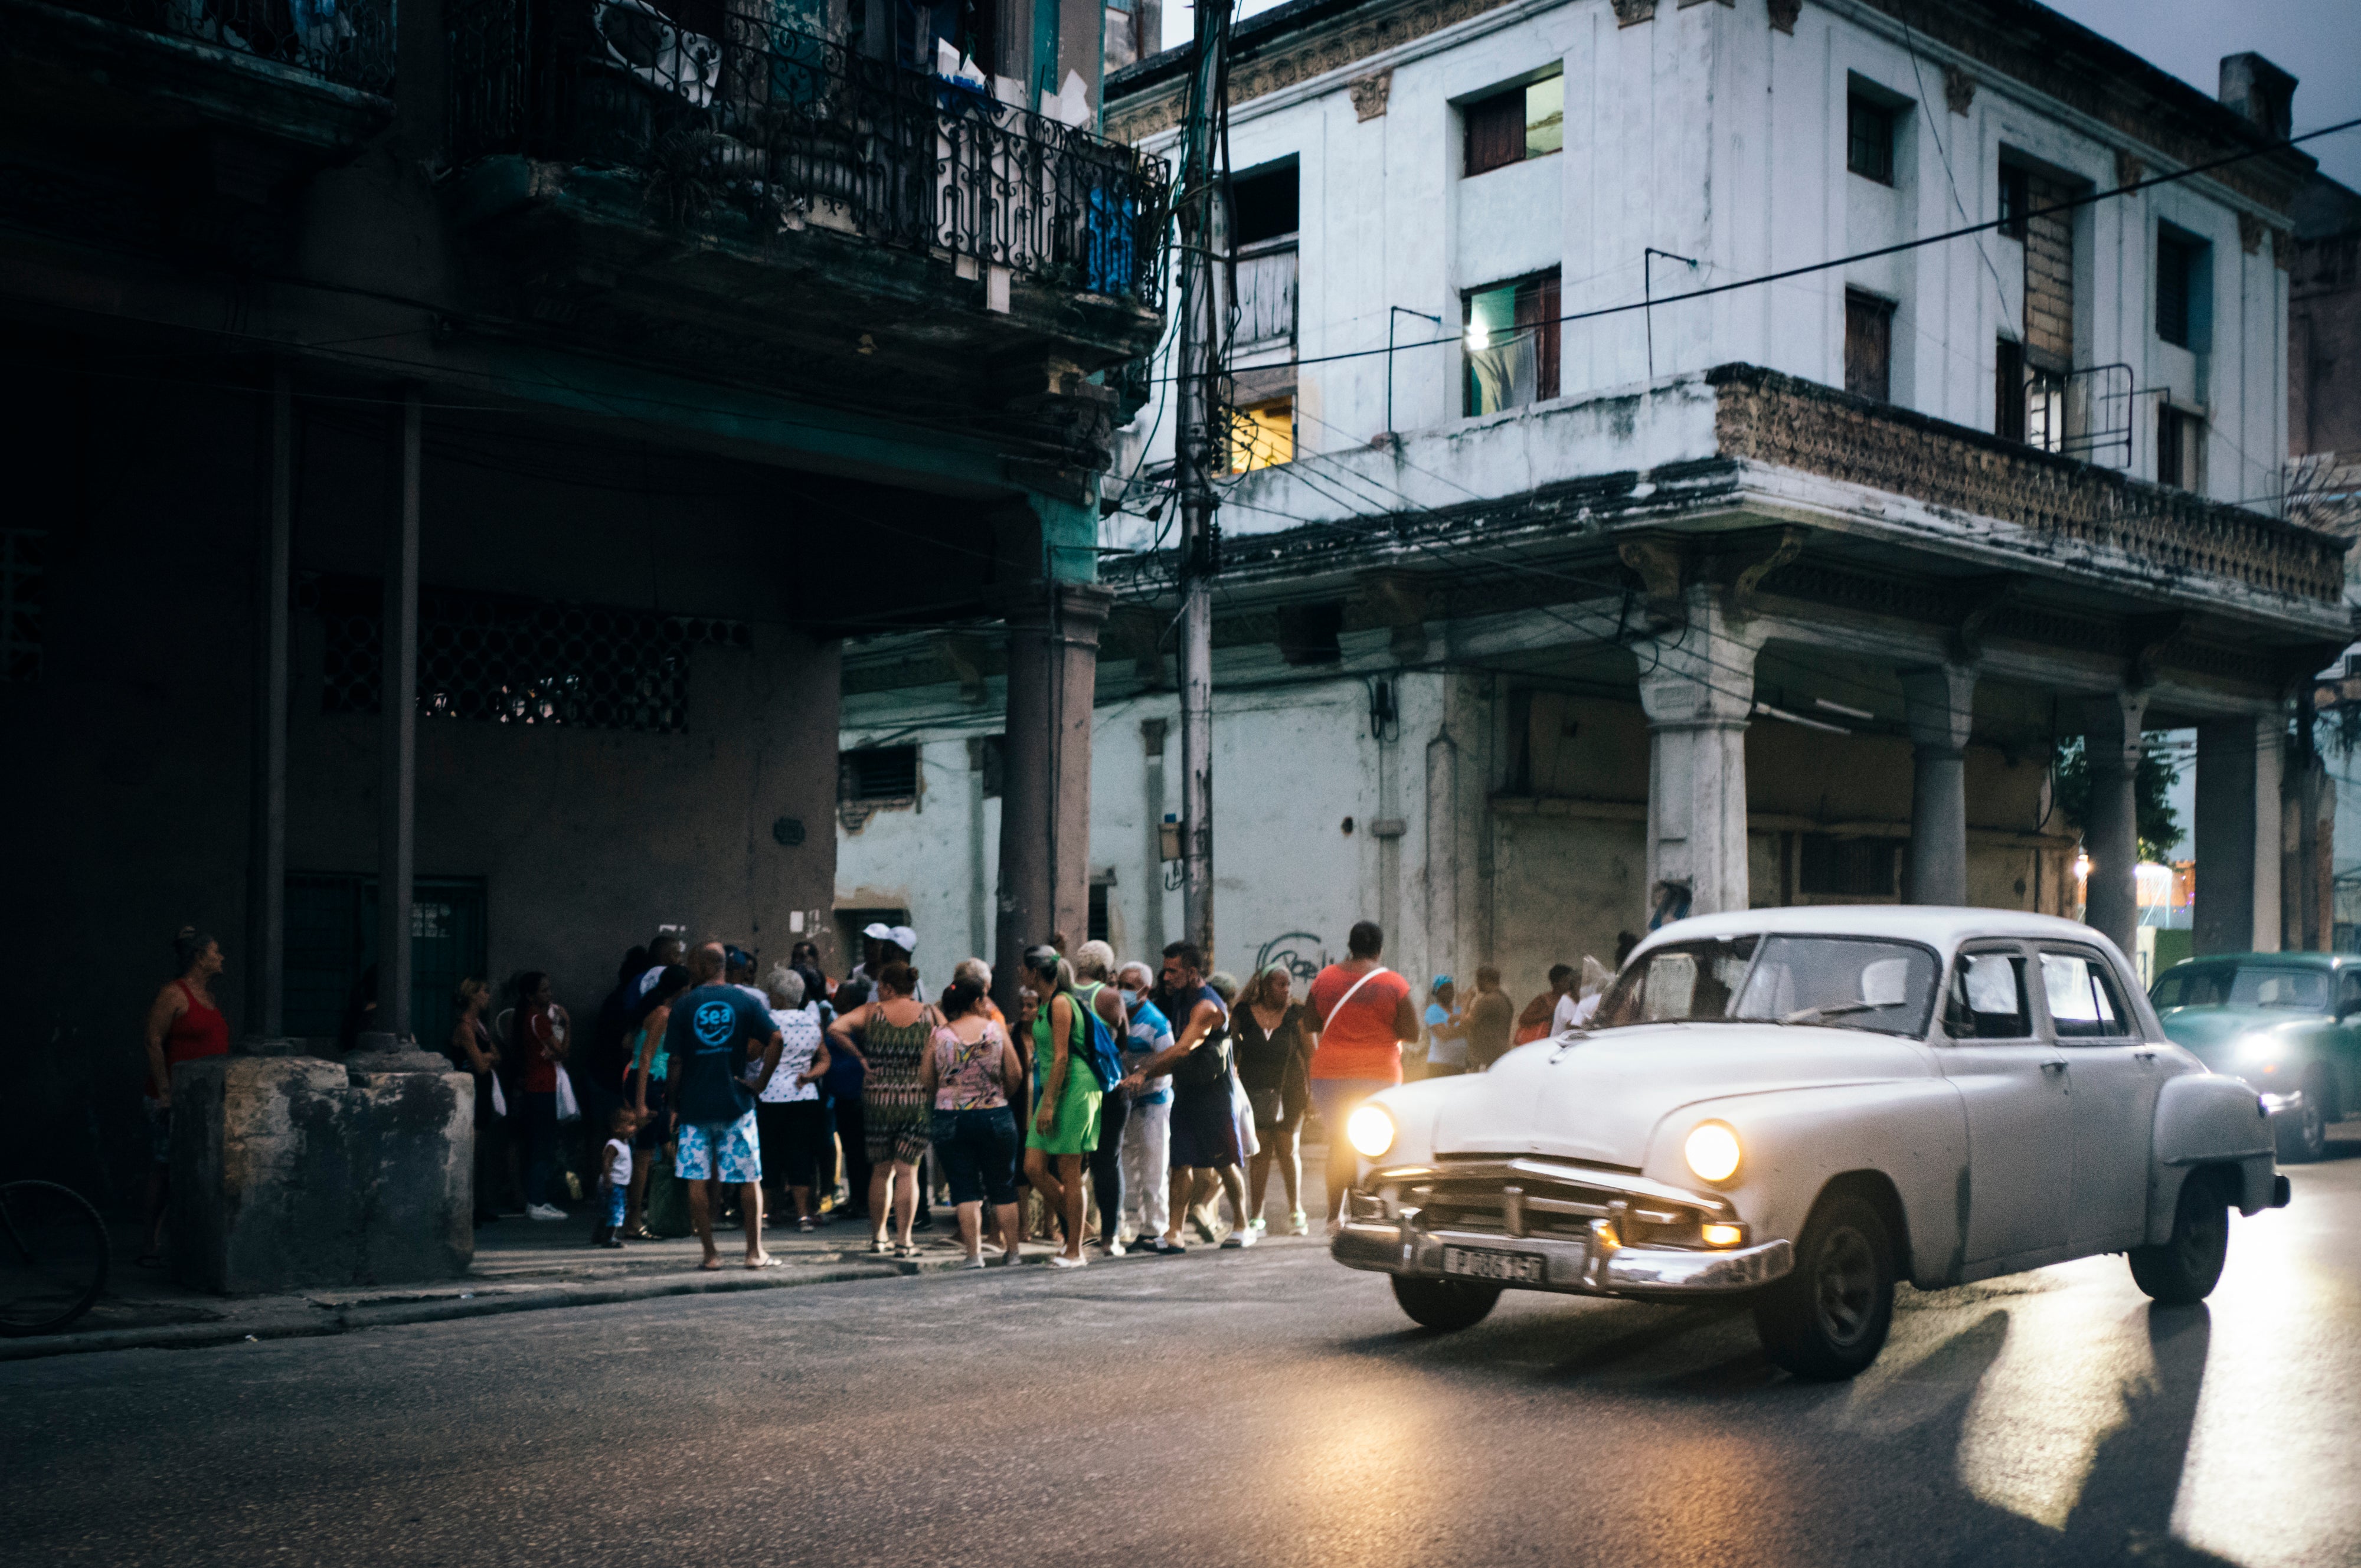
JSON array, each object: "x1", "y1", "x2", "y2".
[
  {"x1": 661, "y1": 941, "x2": 787, "y2": 1272},
  {"x1": 1020, "y1": 946, "x2": 1105, "y2": 1269}
]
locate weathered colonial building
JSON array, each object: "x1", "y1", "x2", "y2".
[
  {"x1": 0, "y1": 0, "x2": 1166, "y2": 1196},
  {"x1": 837, "y1": 0, "x2": 2349, "y2": 1013}
]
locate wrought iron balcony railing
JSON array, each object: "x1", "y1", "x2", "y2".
[
  {"x1": 449, "y1": 0, "x2": 1170, "y2": 308},
  {"x1": 53, "y1": 0, "x2": 395, "y2": 93}
]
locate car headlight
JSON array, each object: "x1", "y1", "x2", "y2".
[
  {"x1": 1346, "y1": 1104, "x2": 1396, "y2": 1160},
  {"x1": 1684, "y1": 1121, "x2": 1742, "y2": 1184},
  {"x1": 2239, "y1": 1035, "x2": 2282, "y2": 1072}
]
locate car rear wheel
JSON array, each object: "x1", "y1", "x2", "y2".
[
  {"x1": 2129, "y1": 1169, "x2": 2229, "y2": 1306},
  {"x1": 1752, "y1": 1191, "x2": 1895, "y2": 1381},
  {"x1": 1390, "y1": 1275, "x2": 1501, "y2": 1332}
]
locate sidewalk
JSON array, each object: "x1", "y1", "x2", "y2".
[{"x1": 5, "y1": 1178, "x2": 1335, "y2": 1361}]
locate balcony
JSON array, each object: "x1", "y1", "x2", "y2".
[
  {"x1": 443, "y1": 0, "x2": 1168, "y2": 466},
  {"x1": 3, "y1": 0, "x2": 394, "y2": 152}
]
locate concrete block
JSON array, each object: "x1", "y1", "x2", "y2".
[{"x1": 168, "y1": 1051, "x2": 474, "y2": 1295}]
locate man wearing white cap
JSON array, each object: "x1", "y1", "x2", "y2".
[{"x1": 851, "y1": 922, "x2": 930, "y2": 1003}]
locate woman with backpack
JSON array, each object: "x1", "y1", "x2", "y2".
[{"x1": 1019, "y1": 945, "x2": 1103, "y2": 1270}]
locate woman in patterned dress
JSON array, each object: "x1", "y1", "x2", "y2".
[{"x1": 825, "y1": 961, "x2": 934, "y2": 1257}]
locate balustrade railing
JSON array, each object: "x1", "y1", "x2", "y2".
[
  {"x1": 449, "y1": 0, "x2": 1169, "y2": 306},
  {"x1": 56, "y1": 0, "x2": 396, "y2": 93}
]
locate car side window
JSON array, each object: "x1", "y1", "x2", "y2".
[
  {"x1": 1944, "y1": 950, "x2": 2031, "y2": 1039},
  {"x1": 2040, "y1": 951, "x2": 2131, "y2": 1040},
  {"x1": 2339, "y1": 972, "x2": 2361, "y2": 1018}
]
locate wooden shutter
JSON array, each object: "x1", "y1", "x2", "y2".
[
  {"x1": 1464, "y1": 92, "x2": 1524, "y2": 177},
  {"x1": 1515, "y1": 270, "x2": 1561, "y2": 401},
  {"x1": 1845, "y1": 291, "x2": 1893, "y2": 402},
  {"x1": 1994, "y1": 338, "x2": 2025, "y2": 442}
]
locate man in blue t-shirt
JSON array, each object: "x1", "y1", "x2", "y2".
[
  {"x1": 663, "y1": 941, "x2": 784, "y2": 1270},
  {"x1": 1114, "y1": 960, "x2": 1175, "y2": 1245}
]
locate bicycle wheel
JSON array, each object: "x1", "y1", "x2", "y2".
[{"x1": 0, "y1": 1180, "x2": 111, "y2": 1337}]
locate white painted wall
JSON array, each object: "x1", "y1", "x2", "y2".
[{"x1": 1116, "y1": 0, "x2": 2288, "y2": 508}]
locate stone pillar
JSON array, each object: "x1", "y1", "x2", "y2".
[
  {"x1": 2194, "y1": 712, "x2": 2283, "y2": 954},
  {"x1": 1140, "y1": 718, "x2": 1169, "y2": 961},
  {"x1": 169, "y1": 1046, "x2": 473, "y2": 1292},
  {"x1": 993, "y1": 582, "x2": 1110, "y2": 1016},
  {"x1": 377, "y1": 394, "x2": 421, "y2": 1040},
  {"x1": 1901, "y1": 664, "x2": 1976, "y2": 905},
  {"x1": 247, "y1": 368, "x2": 292, "y2": 1035},
  {"x1": 1634, "y1": 593, "x2": 1762, "y2": 923},
  {"x1": 2081, "y1": 692, "x2": 2148, "y2": 957}
]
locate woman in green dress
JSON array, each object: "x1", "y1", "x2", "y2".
[{"x1": 1020, "y1": 945, "x2": 1102, "y2": 1270}]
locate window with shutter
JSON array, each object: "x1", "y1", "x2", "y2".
[
  {"x1": 2157, "y1": 230, "x2": 2194, "y2": 346},
  {"x1": 1844, "y1": 291, "x2": 1894, "y2": 402}
]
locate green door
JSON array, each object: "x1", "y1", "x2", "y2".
[{"x1": 282, "y1": 873, "x2": 488, "y2": 1047}]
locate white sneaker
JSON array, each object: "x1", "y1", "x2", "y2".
[
  {"x1": 1289, "y1": 1210, "x2": 1309, "y2": 1236},
  {"x1": 1221, "y1": 1226, "x2": 1257, "y2": 1248},
  {"x1": 1105, "y1": 1238, "x2": 1127, "y2": 1257},
  {"x1": 1048, "y1": 1253, "x2": 1088, "y2": 1269},
  {"x1": 527, "y1": 1203, "x2": 566, "y2": 1222},
  {"x1": 1249, "y1": 1216, "x2": 1267, "y2": 1235}
]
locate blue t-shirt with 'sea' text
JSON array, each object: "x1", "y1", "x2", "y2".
[{"x1": 664, "y1": 984, "x2": 776, "y2": 1125}]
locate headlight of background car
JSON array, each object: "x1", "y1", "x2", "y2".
[
  {"x1": 1346, "y1": 1104, "x2": 1396, "y2": 1160},
  {"x1": 2239, "y1": 1034, "x2": 2284, "y2": 1073},
  {"x1": 1684, "y1": 1121, "x2": 1742, "y2": 1184}
]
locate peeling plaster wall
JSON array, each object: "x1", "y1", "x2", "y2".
[{"x1": 1114, "y1": 0, "x2": 2287, "y2": 509}]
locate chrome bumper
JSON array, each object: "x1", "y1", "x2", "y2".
[{"x1": 1332, "y1": 1218, "x2": 1793, "y2": 1297}]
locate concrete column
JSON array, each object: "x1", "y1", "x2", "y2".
[
  {"x1": 247, "y1": 368, "x2": 292, "y2": 1035},
  {"x1": 2081, "y1": 691, "x2": 2148, "y2": 957},
  {"x1": 376, "y1": 394, "x2": 421, "y2": 1042},
  {"x1": 2194, "y1": 712, "x2": 2284, "y2": 954},
  {"x1": 1140, "y1": 718, "x2": 1168, "y2": 961},
  {"x1": 1634, "y1": 593, "x2": 1763, "y2": 923},
  {"x1": 993, "y1": 581, "x2": 1110, "y2": 1017},
  {"x1": 1901, "y1": 664, "x2": 1976, "y2": 905}
]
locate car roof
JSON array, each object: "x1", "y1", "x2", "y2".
[
  {"x1": 2159, "y1": 951, "x2": 2352, "y2": 971},
  {"x1": 1638, "y1": 905, "x2": 2120, "y2": 955}
]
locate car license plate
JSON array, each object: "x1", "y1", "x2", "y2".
[{"x1": 1442, "y1": 1246, "x2": 1547, "y2": 1284}]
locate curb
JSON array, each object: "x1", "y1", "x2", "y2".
[{"x1": 0, "y1": 1253, "x2": 993, "y2": 1363}]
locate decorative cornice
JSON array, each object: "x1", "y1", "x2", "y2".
[
  {"x1": 1348, "y1": 68, "x2": 1393, "y2": 119},
  {"x1": 1106, "y1": 0, "x2": 1518, "y2": 142},
  {"x1": 1943, "y1": 65, "x2": 1974, "y2": 116},
  {"x1": 1610, "y1": 0, "x2": 1655, "y2": 25},
  {"x1": 1767, "y1": 0, "x2": 1800, "y2": 32}
]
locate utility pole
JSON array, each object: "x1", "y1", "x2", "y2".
[{"x1": 1173, "y1": 0, "x2": 1229, "y2": 965}]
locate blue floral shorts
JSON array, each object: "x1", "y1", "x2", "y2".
[{"x1": 675, "y1": 1109, "x2": 761, "y2": 1184}]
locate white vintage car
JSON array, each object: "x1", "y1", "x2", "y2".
[{"x1": 1332, "y1": 908, "x2": 2290, "y2": 1379}]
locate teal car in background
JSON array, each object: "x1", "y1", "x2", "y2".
[{"x1": 2151, "y1": 953, "x2": 2361, "y2": 1163}]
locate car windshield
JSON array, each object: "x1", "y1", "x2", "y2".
[
  {"x1": 1592, "y1": 935, "x2": 1939, "y2": 1037},
  {"x1": 2151, "y1": 963, "x2": 2329, "y2": 1013}
]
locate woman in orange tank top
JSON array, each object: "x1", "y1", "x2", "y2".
[{"x1": 140, "y1": 927, "x2": 230, "y2": 1266}]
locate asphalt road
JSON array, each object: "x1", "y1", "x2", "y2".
[{"x1": 5, "y1": 1149, "x2": 2359, "y2": 1568}]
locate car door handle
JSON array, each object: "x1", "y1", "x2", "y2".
[
  {"x1": 2131, "y1": 1048, "x2": 2159, "y2": 1063},
  {"x1": 2040, "y1": 1060, "x2": 2068, "y2": 1075}
]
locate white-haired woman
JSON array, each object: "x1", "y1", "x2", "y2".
[{"x1": 755, "y1": 965, "x2": 831, "y2": 1230}]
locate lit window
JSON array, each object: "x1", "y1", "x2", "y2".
[
  {"x1": 1228, "y1": 400, "x2": 1294, "y2": 472},
  {"x1": 1463, "y1": 270, "x2": 1561, "y2": 415}
]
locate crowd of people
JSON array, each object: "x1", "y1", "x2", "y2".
[{"x1": 136, "y1": 916, "x2": 1630, "y2": 1273}]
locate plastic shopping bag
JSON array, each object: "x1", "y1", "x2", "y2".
[
  {"x1": 489, "y1": 1075, "x2": 508, "y2": 1118},
  {"x1": 554, "y1": 1065, "x2": 582, "y2": 1123}
]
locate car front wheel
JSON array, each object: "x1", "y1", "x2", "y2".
[
  {"x1": 2130, "y1": 1170, "x2": 2229, "y2": 1305},
  {"x1": 1753, "y1": 1191, "x2": 1896, "y2": 1380},
  {"x1": 1390, "y1": 1275, "x2": 1501, "y2": 1331},
  {"x1": 2276, "y1": 1074, "x2": 2329, "y2": 1164}
]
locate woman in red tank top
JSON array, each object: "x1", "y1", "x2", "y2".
[{"x1": 140, "y1": 927, "x2": 230, "y2": 1265}]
